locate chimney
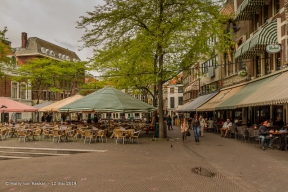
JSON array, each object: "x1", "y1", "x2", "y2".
[{"x1": 21, "y1": 32, "x2": 27, "y2": 48}]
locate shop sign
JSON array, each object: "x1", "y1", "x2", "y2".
[{"x1": 266, "y1": 44, "x2": 281, "y2": 54}]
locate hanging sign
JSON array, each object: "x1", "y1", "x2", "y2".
[{"x1": 266, "y1": 44, "x2": 281, "y2": 54}]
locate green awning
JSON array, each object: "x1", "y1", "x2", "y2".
[
  {"x1": 235, "y1": 20, "x2": 277, "y2": 60},
  {"x1": 215, "y1": 75, "x2": 278, "y2": 110},
  {"x1": 59, "y1": 86, "x2": 156, "y2": 113},
  {"x1": 235, "y1": 0, "x2": 271, "y2": 21},
  {"x1": 249, "y1": 20, "x2": 277, "y2": 49}
]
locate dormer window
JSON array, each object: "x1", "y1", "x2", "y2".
[
  {"x1": 49, "y1": 50, "x2": 55, "y2": 56},
  {"x1": 58, "y1": 53, "x2": 62, "y2": 58},
  {"x1": 41, "y1": 47, "x2": 46, "y2": 54},
  {"x1": 66, "y1": 56, "x2": 70, "y2": 61}
]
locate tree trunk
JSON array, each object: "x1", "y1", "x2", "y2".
[{"x1": 158, "y1": 53, "x2": 166, "y2": 138}]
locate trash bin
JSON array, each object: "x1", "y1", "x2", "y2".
[{"x1": 155, "y1": 123, "x2": 159, "y2": 137}]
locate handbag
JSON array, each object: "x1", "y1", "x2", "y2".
[{"x1": 186, "y1": 130, "x2": 191, "y2": 136}]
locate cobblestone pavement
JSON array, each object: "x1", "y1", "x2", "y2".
[{"x1": 0, "y1": 126, "x2": 287, "y2": 192}]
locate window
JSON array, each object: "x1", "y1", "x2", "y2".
[
  {"x1": 178, "y1": 97, "x2": 183, "y2": 105},
  {"x1": 274, "y1": 0, "x2": 280, "y2": 14},
  {"x1": 264, "y1": 52, "x2": 270, "y2": 75},
  {"x1": 48, "y1": 92, "x2": 51, "y2": 101},
  {"x1": 170, "y1": 97, "x2": 175, "y2": 108},
  {"x1": 263, "y1": 5, "x2": 269, "y2": 23},
  {"x1": 15, "y1": 113, "x2": 22, "y2": 120},
  {"x1": 254, "y1": 14, "x2": 259, "y2": 30},
  {"x1": 43, "y1": 91, "x2": 47, "y2": 100},
  {"x1": 178, "y1": 86, "x2": 183, "y2": 93},
  {"x1": 20, "y1": 84, "x2": 26, "y2": 99},
  {"x1": 170, "y1": 88, "x2": 174, "y2": 93},
  {"x1": 275, "y1": 52, "x2": 281, "y2": 70},
  {"x1": 255, "y1": 56, "x2": 261, "y2": 75},
  {"x1": 11, "y1": 82, "x2": 17, "y2": 98},
  {"x1": 141, "y1": 95, "x2": 145, "y2": 102}
]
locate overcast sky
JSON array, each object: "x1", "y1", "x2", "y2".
[{"x1": 0, "y1": 0, "x2": 105, "y2": 61}]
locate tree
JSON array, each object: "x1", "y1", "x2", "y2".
[
  {"x1": 13, "y1": 58, "x2": 88, "y2": 104},
  {"x1": 0, "y1": 27, "x2": 12, "y2": 77},
  {"x1": 77, "y1": 0, "x2": 232, "y2": 138}
]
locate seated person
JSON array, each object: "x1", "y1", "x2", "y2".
[
  {"x1": 274, "y1": 117, "x2": 284, "y2": 128},
  {"x1": 220, "y1": 118, "x2": 232, "y2": 138},
  {"x1": 258, "y1": 121, "x2": 274, "y2": 150}
]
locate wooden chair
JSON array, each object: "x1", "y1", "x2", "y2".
[
  {"x1": 84, "y1": 130, "x2": 96, "y2": 144},
  {"x1": 32, "y1": 128, "x2": 42, "y2": 141},
  {"x1": 17, "y1": 129, "x2": 28, "y2": 142},
  {"x1": 0, "y1": 128, "x2": 7, "y2": 141},
  {"x1": 52, "y1": 129, "x2": 62, "y2": 143},
  {"x1": 42, "y1": 129, "x2": 53, "y2": 141},
  {"x1": 98, "y1": 129, "x2": 108, "y2": 143},
  {"x1": 114, "y1": 130, "x2": 126, "y2": 144},
  {"x1": 132, "y1": 130, "x2": 141, "y2": 144}
]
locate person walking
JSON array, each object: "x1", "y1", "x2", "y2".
[
  {"x1": 181, "y1": 118, "x2": 188, "y2": 143},
  {"x1": 167, "y1": 115, "x2": 173, "y2": 130},
  {"x1": 199, "y1": 115, "x2": 206, "y2": 137},
  {"x1": 191, "y1": 114, "x2": 200, "y2": 142}
]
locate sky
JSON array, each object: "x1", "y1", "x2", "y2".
[{"x1": 0, "y1": 0, "x2": 105, "y2": 61}]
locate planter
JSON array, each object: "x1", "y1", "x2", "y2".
[{"x1": 240, "y1": 71, "x2": 247, "y2": 76}]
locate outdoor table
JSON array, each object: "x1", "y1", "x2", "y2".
[{"x1": 271, "y1": 131, "x2": 288, "y2": 150}]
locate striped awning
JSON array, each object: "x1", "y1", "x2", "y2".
[
  {"x1": 197, "y1": 85, "x2": 245, "y2": 111},
  {"x1": 235, "y1": 20, "x2": 277, "y2": 60},
  {"x1": 179, "y1": 92, "x2": 219, "y2": 112},
  {"x1": 215, "y1": 75, "x2": 278, "y2": 110},
  {"x1": 237, "y1": 72, "x2": 288, "y2": 107},
  {"x1": 235, "y1": 0, "x2": 271, "y2": 21}
]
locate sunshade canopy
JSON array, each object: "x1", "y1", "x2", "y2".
[
  {"x1": 59, "y1": 87, "x2": 157, "y2": 113},
  {"x1": 180, "y1": 92, "x2": 218, "y2": 112},
  {"x1": 216, "y1": 75, "x2": 278, "y2": 110},
  {"x1": 0, "y1": 97, "x2": 37, "y2": 112},
  {"x1": 197, "y1": 86, "x2": 245, "y2": 112},
  {"x1": 237, "y1": 72, "x2": 288, "y2": 107},
  {"x1": 235, "y1": 0, "x2": 270, "y2": 21},
  {"x1": 33, "y1": 101, "x2": 54, "y2": 109},
  {"x1": 38, "y1": 94, "x2": 83, "y2": 112}
]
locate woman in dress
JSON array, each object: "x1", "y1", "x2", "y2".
[{"x1": 181, "y1": 118, "x2": 188, "y2": 143}]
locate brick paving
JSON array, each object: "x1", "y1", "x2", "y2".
[{"x1": 0, "y1": 126, "x2": 287, "y2": 192}]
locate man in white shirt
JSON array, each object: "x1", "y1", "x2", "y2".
[{"x1": 220, "y1": 118, "x2": 232, "y2": 138}]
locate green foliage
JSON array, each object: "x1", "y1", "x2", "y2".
[
  {"x1": 77, "y1": 0, "x2": 233, "y2": 137},
  {"x1": 0, "y1": 27, "x2": 12, "y2": 66},
  {"x1": 13, "y1": 58, "x2": 88, "y2": 103}
]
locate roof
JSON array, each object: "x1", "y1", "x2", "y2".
[{"x1": 15, "y1": 37, "x2": 80, "y2": 61}]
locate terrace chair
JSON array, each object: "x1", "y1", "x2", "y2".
[
  {"x1": 132, "y1": 130, "x2": 141, "y2": 144},
  {"x1": 0, "y1": 128, "x2": 7, "y2": 141},
  {"x1": 84, "y1": 130, "x2": 96, "y2": 144},
  {"x1": 52, "y1": 129, "x2": 62, "y2": 143},
  {"x1": 237, "y1": 126, "x2": 247, "y2": 142},
  {"x1": 17, "y1": 129, "x2": 28, "y2": 142},
  {"x1": 98, "y1": 129, "x2": 108, "y2": 143},
  {"x1": 246, "y1": 128, "x2": 255, "y2": 142},
  {"x1": 253, "y1": 130, "x2": 261, "y2": 147},
  {"x1": 65, "y1": 128, "x2": 75, "y2": 142},
  {"x1": 125, "y1": 129, "x2": 135, "y2": 143},
  {"x1": 114, "y1": 130, "x2": 126, "y2": 144},
  {"x1": 32, "y1": 128, "x2": 42, "y2": 141},
  {"x1": 42, "y1": 129, "x2": 53, "y2": 141}
]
